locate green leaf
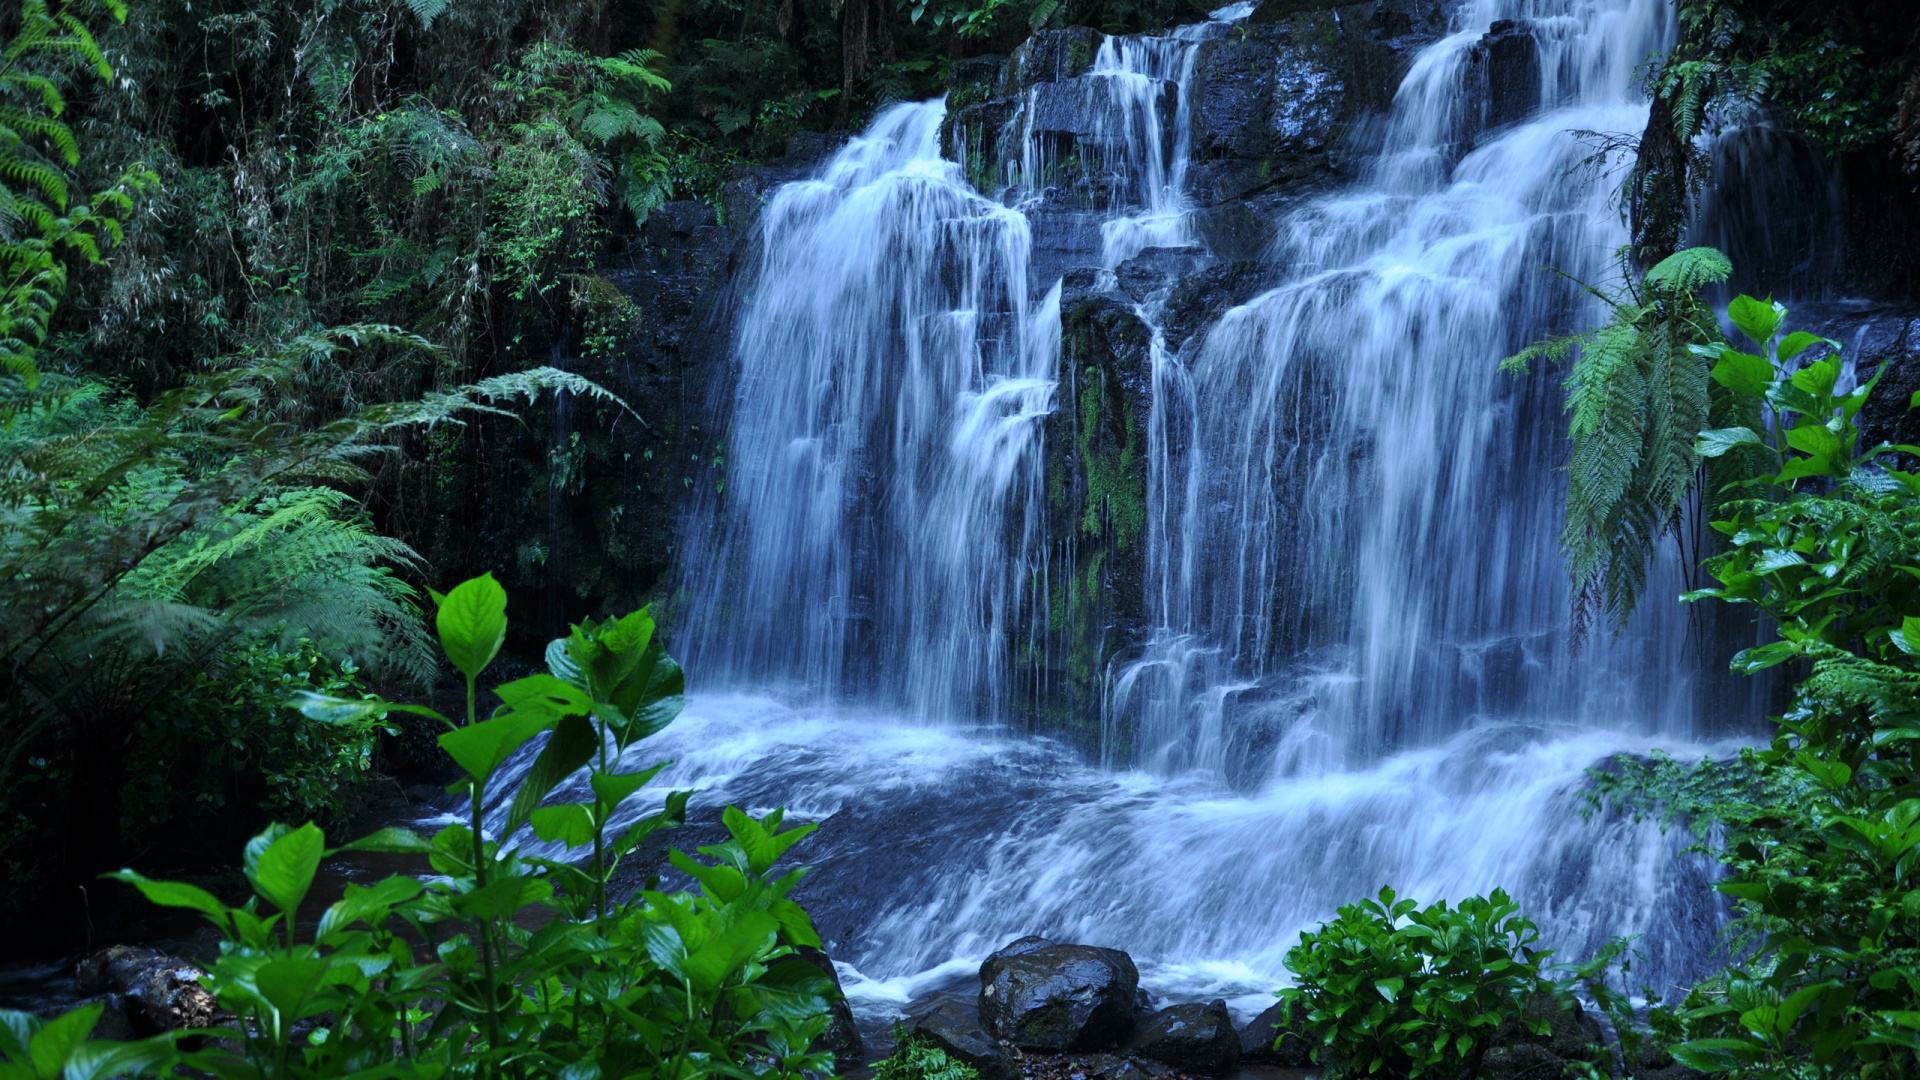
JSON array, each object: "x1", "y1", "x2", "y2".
[
  {"x1": 1790, "y1": 358, "x2": 1841, "y2": 401},
  {"x1": 1891, "y1": 616, "x2": 1920, "y2": 656},
  {"x1": 455, "y1": 875, "x2": 553, "y2": 919},
  {"x1": 246, "y1": 823, "x2": 325, "y2": 917},
  {"x1": 505, "y1": 713, "x2": 600, "y2": 836},
  {"x1": 105, "y1": 871, "x2": 228, "y2": 923},
  {"x1": 492, "y1": 673, "x2": 593, "y2": 719},
  {"x1": 1374, "y1": 977, "x2": 1404, "y2": 1002},
  {"x1": 294, "y1": 692, "x2": 449, "y2": 729},
  {"x1": 438, "y1": 708, "x2": 552, "y2": 783},
  {"x1": 318, "y1": 876, "x2": 424, "y2": 940},
  {"x1": 255, "y1": 956, "x2": 331, "y2": 1023},
  {"x1": 1776, "y1": 331, "x2": 1838, "y2": 362},
  {"x1": 669, "y1": 848, "x2": 745, "y2": 903},
  {"x1": 591, "y1": 762, "x2": 667, "y2": 812},
  {"x1": 1727, "y1": 294, "x2": 1783, "y2": 348},
  {"x1": 1696, "y1": 426, "x2": 1765, "y2": 458},
  {"x1": 1709, "y1": 350, "x2": 1776, "y2": 397},
  {"x1": 433, "y1": 573, "x2": 507, "y2": 680},
  {"x1": 1671, "y1": 1037, "x2": 1761, "y2": 1072},
  {"x1": 681, "y1": 912, "x2": 778, "y2": 994},
  {"x1": 1775, "y1": 455, "x2": 1834, "y2": 482},
  {"x1": 530, "y1": 804, "x2": 598, "y2": 848},
  {"x1": 28, "y1": 1006, "x2": 99, "y2": 1077},
  {"x1": 335, "y1": 827, "x2": 435, "y2": 855}
]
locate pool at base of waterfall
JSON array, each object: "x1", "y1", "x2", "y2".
[{"x1": 462, "y1": 692, "x2": 1738, "y2": 1030}]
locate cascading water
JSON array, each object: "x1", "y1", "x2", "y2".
[
  {"x1": 678, "y1": 104, "x2": 1059, "y2": 721},
  {"x1": 488, "y1": 0, "x2": 1753, "y2": 1024}
]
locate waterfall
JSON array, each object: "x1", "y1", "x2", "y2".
[
  {"x1": 515, "y1": 0, "x2": 1750, "y2": 1022},
  {"x1": 679, "y1": 103, "x2": 1060, "y2": 722}
]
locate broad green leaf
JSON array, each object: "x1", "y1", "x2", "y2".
[
  {"x1": 505, "y1": 712, "x2": 600, "y2": 836},
  {"x1": 670, "y1": 848, "x2": 745, "y2": 903},
  {"x1": 530, "y1": 804, "x2": 598, "y2": 848},
  {"x1": 433, "y1": 574, "x2": 507, "y2": 680},
  {"x1": 28, "y1": 1006, "x2": 99, "y2": 1077},
  {"x1": 455, "y1": 875, "x2": 553, "y2": 920},
  {"x1": 1776, "y1": 331, "x2": 1838, "y2": 361},
  {"x1": 294, "y1": 691, "x2": 448, "y2": 729},
  {"x1": 1774, "y1": 455, "x2": 1834, "y2": 482},
  {"x1": 335, "y1": 827, "x2": 435, "y2": 855},
  {"x1": 492, "y1": 673, "x2": 593, "y2": 719},
  {"x1": 1727, "y1": 294, "x2": 1783, "y2": 348},
  {"x1": 681, "y1": 912, "x2": 778, "y2": 994},
  {"x1": 247, "y1": 822, "x2": 325, "y2": 916},
  {"x1": 64, "y1": 1037, "x2": 185, "y2": 1080},
  {"x1": 1892, "y1": 616, "x2": 1920, "y2": 655},
  {"x1": 591, "y1": 763, "x2": 667, "y2": 812},
  {"x1": 104, "y1": 871, "x2": 228, "y2": 922},
  {"x1": 438, "y1": 707, "x2": 551, "y2": 783},
  {"x1": 1785, "y1": 423, "x2": 1843, "y2": 461},
  {"x1": 1709, "y1": 351, "x2": 1775, "y2": 398},
  {"x1": 1696, "y1": 426, "x2": 1765, "y2": 458},
  {"x1": 1790, "y1": 357, "x2": 1841, "y2": 400},
  {"x1": 318, "y1": 876, "x2": 424, "y2": 940},
  {"x1": 1374, "y1": 977, "x2": 1403, "y2": 1002},
  {"x1": 724, "y1": 805, "x2": 776, "y2": 875},
  {"x1": 255, "y1": 956, "x2": 331, "y2": 1023}
]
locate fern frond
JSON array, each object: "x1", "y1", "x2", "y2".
[
  {"x1": 371, "y1": 366, "x2": 641, "y2": 429},
  {"x1": 1644, "y1": 246, "x2": 1731, "y2": 294}
]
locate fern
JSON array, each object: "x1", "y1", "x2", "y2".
[{"x1": 1506, "y1": 247, "x2": 1733, "y2": 638}]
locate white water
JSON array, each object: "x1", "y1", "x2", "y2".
[{"x1": 576, "y1": 0, "x2": 1750, "y2": 1022}]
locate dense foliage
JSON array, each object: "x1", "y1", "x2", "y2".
[
  {"x1": 1502, "y1": 246, "x2": 1736, "y2": 634},
  {"x1": 0, "y1": 572, "x2": 846, "y2": 1080},
  {"x1": 1278, "y1": 887, "x2": 1554, "y2": 1079}
]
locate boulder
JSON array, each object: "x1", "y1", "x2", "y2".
[
  {"x1": 981, "y1": 934, "x2": 1059, "y2": 983},
  {"x1": 1125, "y1": 999, "x2": 1240, "y2": 1076},
  {"x1": 1464, "y1": 20, "x2": 1541, "y2": 138},
  {"x1": 791, "y1": 945, "x2": 866, "y2": 1065},
  {"x1": 73, "y1": 946, "x2": 218, "y2": 1035},
  {"x1": 978, "y1": 942, "x2": 1141, "y2": 1051},
  {"x1": 912, "y1": 998, "x2": 1016, "y2": 1080},
  {"x1": 1238, "y1": 999, "x2": 1314, "y2": 1067}
]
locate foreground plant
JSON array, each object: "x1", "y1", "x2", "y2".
[
  {"x1": 0, "y1": 574, "x2": 841, "y2": 1080},
  {"x1": 1278, "y1": 886, "x2": 1554, "y2": 1079}
]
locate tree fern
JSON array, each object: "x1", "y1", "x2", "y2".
[{"x1": 1506, "y1": 246, "x2": 1732, "y2": 638}]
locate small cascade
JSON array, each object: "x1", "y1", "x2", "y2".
[{"x1": 678, "y1": 104, "x2": 1059, "y2": 722}]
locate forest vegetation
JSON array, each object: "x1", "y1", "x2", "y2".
[{"x1": 2, "y1": 0, "x2": 1920, "y2": 1077}]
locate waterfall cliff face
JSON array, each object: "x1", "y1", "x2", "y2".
[{"x1": 640, "y1": 0, "x2": 1745, "y2": 1017}]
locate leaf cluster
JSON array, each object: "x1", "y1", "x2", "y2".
[{"x1": 1278, "y1": 886, "x2": 1553, "y2": 1079}]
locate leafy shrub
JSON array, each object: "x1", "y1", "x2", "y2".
[
  {"x1": 1589, "y1": 292, "x2": 1920, "y2": 1077},
  {"x1": 0, "y1": 573, "x2": 842, "y2": 1080},
  {"x1": 1278, "y1": 886, "x2": 1552, "y2": 1079},
  {"x1": 119, "y1": 636, "x2": 377, "y2": 846},
  {"x1": 873, "y1": 1023, "x2": 981, "y2": 1080}
]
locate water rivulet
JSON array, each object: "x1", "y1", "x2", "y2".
[{"x1": 511, "y1": 0, "x2": 1761, "y2": 1019}]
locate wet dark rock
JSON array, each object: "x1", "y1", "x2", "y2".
[
  {"x1": 791, "y1": 945, "x2": 866, "y2": 1065},
  {"x1": 1465, "y1": 20, "x2": 1542, "y2": 138},
  {"x1": 1105, "y1": 1058, "x2": 1176, "y2": 1080},
  {"x1": 1124, "y1": 999, "x2": 1239, "y2": 1076},
  {"x1": 1160, "y1": 261, "x2": 1278, "y2": 352},
  {"x1": 74, "y1": 946, "x2": 217, "y2": 1034},
  {"x1": 913, "y1": 998, "x2": 1017, "y2": 1080},
  {"x1": 983, "y1": 935, "x2": 1059, "y2": 981},
  {"x1": 1238, "y1": 999, "x2": 1314, "y2": 1067},
  {"x1": 1802, "y1": 306, "x2": 1920, "y2": 452},
  {"x1": 1008, "y1": 28, "x2": 1106, "y2": 89},
  {"x1": 977, "y1": 942, "x2": 1141, "y2": 1051},
  {"x1": 1190, "y1": 0, "x2": 1448, "y2": 168},
  {"x1": 1116, "y1": 247, "x2": 1211, "y2": 302}
]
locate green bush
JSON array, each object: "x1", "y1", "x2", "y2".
[
  {"x1": 873, "y1": 1023, "x2": 980, "y2": 1080},
  {"x1": 1278, "y1": 886, "x2": 1552, "y2": 1079},
  {"x1": 0, "y1": 573, "x2": 842, "y2": 1080},
  {"x1": 119, "y1": 636, "x2": 377, "y2": 847}
]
